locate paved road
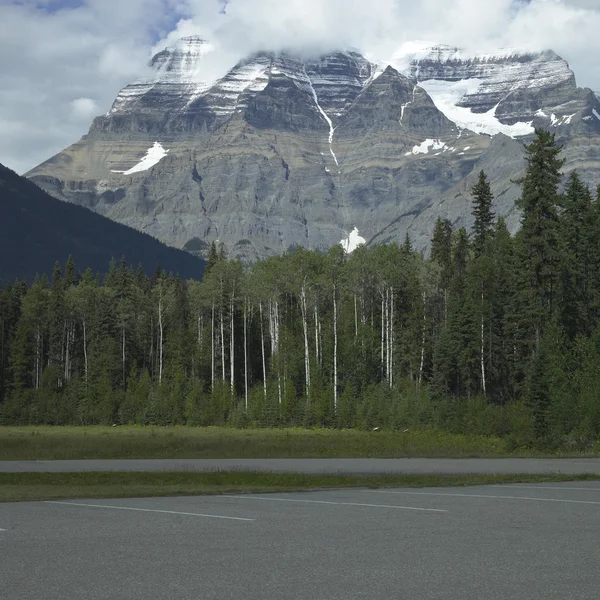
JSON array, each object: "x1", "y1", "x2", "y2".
[
  {"x1": 2, "y1": 457, "x2": 600, "y2": 474},
  {"x1": 2, "y1": 481, "x2": 600, "y2": 599}
]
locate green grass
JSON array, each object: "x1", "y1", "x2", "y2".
[
  {"x1": 2, "y1": 426, "x2": 598, "y2": 461},
  {"x1": 0, "y1": 426, "x2": 524, "y2": 460},
  {"x1": 2, "y1": 471, "x2": 599, "y2": 503}
]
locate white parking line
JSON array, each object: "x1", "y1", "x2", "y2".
[
  {"x1": 362, "y1": 490, "x2": 600, "y2": 506},
  {"x1": 45, "y1": 501, "x2": 255, "y2": 521},
  {"x1": 220, "y1": 495, "x2": 448, "y2": 512},
  {"x1": 492, "y1": 484, "x2": 600, "y2": 492}
]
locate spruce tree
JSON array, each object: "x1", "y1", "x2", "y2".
[
  {"x1": 515, "y1": 129, "x2": 564, "y2": 351},
  {"x1": 205, "y1": 241, "x2": 219, "y2": 276},
  {"x1": 402, "y1": 232, "x2": 413, "y2": 255},
  {"x1": 471, "y1": 170, "x2": 495, "y2": 257},
  {"x1": 431, "y1": 217, "x2": 453, "y2": 276},
  {"x1": 64, "y1": 256, "x2": 76, "y2": 288},
  {"x1": 431, "y1": 217, "x2": 453, "y2": 325},
  {"x1": 558, "y1": 171, "x2": 594, "y2": 339}
]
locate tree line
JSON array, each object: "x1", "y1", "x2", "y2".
[{"x1": 2, "y1": 130, "x2": 600, "y2": 447}]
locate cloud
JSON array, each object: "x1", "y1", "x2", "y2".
[
  {"x1": 70, "y1": 98, "x2": 98, "y2": 121},
  {"x1": 0, "y1": 0, "x2": 599, "y2": 174}
]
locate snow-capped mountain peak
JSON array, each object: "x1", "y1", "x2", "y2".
[
  {"x1": 30, "y1": 36, "x2": 600, "y2": 264},
  {"x1": 108, "y1": 36, "x2": 215, "y2": 115}
]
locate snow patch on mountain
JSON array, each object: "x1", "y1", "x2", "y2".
[
  {"x1": 418, "y1": 79, "x2": 534, "y2": 138},
  {"x1": 406, "y1": 139, "x2": 448, "y2": 155},
  {"x1": 537, "y1": 110, "x2": 576, "y2": 126},
  {"x1": 306, "y1": 74, "x2": 339, "y2": 166},
  {"x1": 112, "y1": 142, "x2": 169, "y2": 175},
  {"x1": 340, "y1": 228, "x2": 366, "y2": 253}
]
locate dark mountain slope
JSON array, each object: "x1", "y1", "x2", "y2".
[{"x1": 0, "y1": 163, "x2": 206, "y2": 282}]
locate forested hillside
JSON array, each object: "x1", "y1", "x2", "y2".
[
  {"x1": 2, "y1": 131, "x2": 600, "y2": 449},
  {"x1": 0, "y1": 163, "x2": 206, "y2": 282}
]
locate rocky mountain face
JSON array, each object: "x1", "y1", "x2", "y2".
[{"x1": 27, "y1": 37, "x2": 600, "y2": 260}]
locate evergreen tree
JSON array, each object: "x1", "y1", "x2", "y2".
[
  {"x1": 205, "y1": 241, "x2": 219, "y2": 276},
  {"x1": 402, "y1": 232, "x2": 413, "y2": 255},
  {"x1": 64, "y1": 256, "x2": 76, "y2": 288},
  {"x1": 471, "y1": 170, "x2": 495, "y2": 257},
  {"x1": 431, "y1": 217, "x2": 453, "y2": 281},
  {"x1": 515, "y1": 129, "x2": 564, "y2": 353},
  {"x1": 558, "y1": 171, "x2": 594, "y2": 339}
]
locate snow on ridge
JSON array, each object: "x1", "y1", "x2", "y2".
[
  {"x1": 389, "y1": 41, "x2": 542, "y2": 72},
  {"x1": 592, "y1": 108, "x2": 600, "y2": 121},
  {"x1": 536, "y1": 110, "x2": 576, "y2": 126},
  {"x1": 340, "y1": 228, "x2": 366, "y2": 254},
  {"x1": 111, "y1": 142, "x2": 169, "y2": 175},
  {"x1": 418, "y1": 79, "x2": 534, "y2": 138}
]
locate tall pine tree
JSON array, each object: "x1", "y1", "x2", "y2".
[
  {"x1": 471, "y1": 170, "x2": 495, "y2": 257},
  {"x1": 515, "y1": 129, "x2": 564, "y2": 353}
]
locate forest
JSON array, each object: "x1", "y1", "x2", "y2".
[{"x1": 1, "y1": 130, "x2": 600, "y2": 449}]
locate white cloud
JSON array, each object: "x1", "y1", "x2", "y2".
[
  {"x1": 0, "y1": 0, "x2": 599, "y2": 174},
  {"x1": 70, "y1": 98, "x2": 99, "y2": 121}
]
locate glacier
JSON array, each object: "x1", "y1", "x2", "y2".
[{"x1": 418, "y1": 79, "x2": 535, "y2": 138}]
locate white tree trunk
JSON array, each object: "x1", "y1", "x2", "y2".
[
  {"x1": 211, "y1": 302, "x2": 215, "y2": 391},
  {"x1": 481, "y1": 290, "x2": 487, "y2": 397},
  {"x1": 300, "y1": 282, "x2": 311, "y2": 399},
  {"x1": 333, "y1": 281, "x2": 338, "y2": 416},
  {"x1": 270, "y1": 300, "x2": 282, "y2": 405},
  {"x1": 259, "y1": 300, "x2": 267, "y2": 399},
  {"x1": 149, "y1": 316, "x2": 154, "y2": 378},
  {"x1": 314, "y1": 304, "x2": 320, "y2": 367},
  {"x1": 354, "y1": 294, "x2": 358, "y2": 340},
  {"x1": 35, "y1": 327, "x2": 41, "y2": 390},
  {"x1": 82, "y1": 316, "x2": 88, "y2": 385},
  {"x1": 122, "y1": 325, "x2": 126, "y2": 389},
  {"x1": 381, "y1": 294, "x2": 385, "y2": 380},
  {"x1": 220, "y1": 305, "x2": 225, "y2": 382},
  {"x1": 244, "y1": 297, "x2": 248, "y2": 410},
  {"x1": 158, "y1": 299, "x2": 164, "y2": 384},
  {"x1": 64, "y1": 322, "x2": 71, "y2": 383},
  {"x1": 418, "y1": 291, "x2": 426, "y2": 389},
  {"x1": 386, "y1": 288, "x2": 390, "y2": 382},
  {"x1": 390, "y1": 289, "x2": 394, "y2": 389},
  {"x1": 230, "y1": 293, "x2": 235, "y2": 395}
]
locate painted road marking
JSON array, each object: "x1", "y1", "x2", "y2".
[
  {"x1": 492, "y1": 484, "x2": 600, "y2": 492},
  {"x1": 362, "y1": 489, "x2": 600, "y2": 506},
  {"x1": 45, "y1": 501, "x2": 255, "y2": 521},
  {"x1": 220, "y1": 495, "x2": 448, "y2": 512}
]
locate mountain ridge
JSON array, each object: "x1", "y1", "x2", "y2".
[{"x1": 25, "y1": 38, "x2": 600, "y2": 261}]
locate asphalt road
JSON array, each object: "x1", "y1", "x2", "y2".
[
  {"x1": 2, "y1": 457, "x2": 600, "y2": 475},
  {"x1": 2, "y1": 481, "x2": 600, "y2": 599}
]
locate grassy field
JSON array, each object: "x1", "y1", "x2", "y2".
[
  {"x1": 0, "y1": 426, "x2": 528, "y2": 460},
  {"x1": 1, "y1": 426, "x2": 598, "y2": 461},
  {"x1": 2, "y1": 471, "x2": 599, "y2": 503}
]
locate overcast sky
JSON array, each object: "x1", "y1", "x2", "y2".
[{"x1": 1, "y1": 0, "x2": 599, "y2": 174}]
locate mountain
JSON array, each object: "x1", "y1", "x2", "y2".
[
  {"x1": 0, "y1": 162, "x2": 206, "y2": 282},
  {"x1": 26, "y1": 37, "x2": 600, "y2": 259}
]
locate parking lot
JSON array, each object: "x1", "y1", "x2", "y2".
[{"x1": 2, "y1": 481, "x2": 600, "y2": 599}]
